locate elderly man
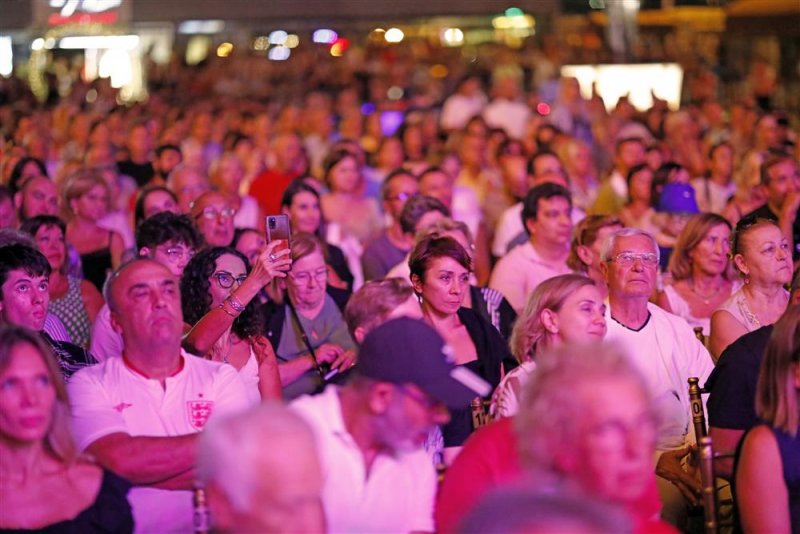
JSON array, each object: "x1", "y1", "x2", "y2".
[
  {"x1": 14, "y1": 175, "x2": 59, "y2": 222},
  {"x1": 197, "y1": 402, "x2": 325, "y2": 533},
  {"x1": 599, "y1": 228, "x2": 714, "y2": 529},
  {"x1": 68, "y1": 259, "x2": 252, "y2": 533},
  {"x1": 489, "y1": 183, "x2": 574, "y2": 312},
  {"x1": 167, "y1": 164, "x2": 211, "y2": 214},
  {"x1": 291, "y1": 317, "x2": 490, "y2": 533},
  {"x1": 0, "y1": 243, "x2": 95, "y2": 377},
  {"x1": 343, "y1": 277, "x2": 423, "y2": 343},
  {"x1": 191, "y1": 191, "x2": 236, "y2": 247}
]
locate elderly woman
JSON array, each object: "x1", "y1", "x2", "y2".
[
  {"x1": 409, "y1": 234, "x2": 513, "y2": 455},
  {"x1": 181, "y1": 245, "x2": 287, "y2": 403},
  {"x1": 209, "y1": 152, "x2": 262, "y2": 229},
  {"x1": 736, "y1": 305, "x2": 800, "y2": 532},
  {"x1": 657, "y1": 213, "x2": 739, "y2": 337},
  {"x1": 0, "y1": 326, "x2": 133, "y2": 532},
  {"x1": 21, "y1": 215, "x2": 104, "y2": 349},
  {"x1": 63, "y1": 171, "x2": 125, "y2": 292},
  {"x1": 567, "y1": 215, "x2": 624, "y2": 297},
  {"x1": 262, "y1": 232, "x2": 357, "y2": 400},
  {"x1": 710, "y1": 217, "x2": 792, "y2": 359},
  {"x1": 490, "y1": 274, "x2": 607, "y2": 418}
]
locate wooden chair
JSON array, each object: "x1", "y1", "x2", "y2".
[
  {"x1": 470, "y1": 397, "x2": 493, "y2": 430},
  {"x1": 688, "y1": 377, "x2": 736, "y2": 534}
]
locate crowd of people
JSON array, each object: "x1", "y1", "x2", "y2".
[{"x1": 0, "y1": 38, "x2": 799, "y2": 533}]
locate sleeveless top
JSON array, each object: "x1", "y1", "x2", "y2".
[
  {"x1": 490, "y1": 360, "x2": 536, "y2": 418},
  {"x1": 773, "y1": 427, "x2": 800, "y2": 531},
  {"x1": 239, "y1": 346, "x2": 261, "y2": 404},
  {"x1": 716, "y1": 287, "x2": 790, "y2": 333},
  {"x1": 0, "y1": 469, "x2": 133, "y2": 534},
  {"x1": 663, "y1": 281, "x2": 742, "y2": 336},
  {"x1": 80, "y1": 234, "x2": 112, "y2": 293},
  {"x1": 49, "y1": 277, "x2": 92, "y2": 349}
]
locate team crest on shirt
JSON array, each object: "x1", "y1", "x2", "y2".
[{"x1": 187, "y1": 400, "x2": 214, "y2": 430}]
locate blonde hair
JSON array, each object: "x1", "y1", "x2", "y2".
[
  {"x1": 510, "y1": 274, "x2": 598, "y2": 364},
  {"x1": 0, "y1": 326, "x2": 78, "y2": 464},
  {"x1": 567, "y1": 215, "x2": 622, "y2": 273},
  {"x1": 755, "y1": 305, "x2": 800, "y2": 436},
  {"x1": 62, "y1": 169, "x2": 109, "y2": 219},
  {"x1": 668, "y1": 213, "x2": 733, "y2": 281},
  {"x1": 415, "y1": 217, "x2": 473, "y2": 247}
]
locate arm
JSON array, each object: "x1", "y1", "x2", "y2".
[
  {"x1": 80, "y1": 279, "x2": 105, "y2": 324},
  {"x1": 251, "y1": 335, "x2": 282, "y2": 400},
  {"x1": 86, "y1": 432, "x2": 197, "y2": 487},
  {"x1": 277, "y1": 344, "x2": 344, "y2": 386},
  {"x1": 110, "y1": 231, "x2": 125, "y2": 269},
  {"x1": 736, "y1": 425, "x2": 791, "y2": 534},
  {"x1": 707, "y1": 426, "x2": 743, "y2": 480},
  {"x1": 709, "y1": 309, "x2": 748, "y2": 361},
  {"x1": 183, "y1": 243, "x2": 291, "y2": 355}
]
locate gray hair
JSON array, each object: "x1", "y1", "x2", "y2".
[
  {"x1": 197, "y1": 402, "x2": 319, "y2": 513},
  {"x1": 515, "y1": 342, "x2": 651, "y2": 473},
  {"x1": 599, "y1": 227, "x2": 659, "y2": 263}
]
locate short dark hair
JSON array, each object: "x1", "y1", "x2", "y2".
[
  {"x1": 133, "y1": 186, "x2": 179, "y2": 228},
  {"x1": 760, "y1": 154, "x2": 793, "y2": 186},
  {"x1": 8, "y1": 157, "x2": 48, "y2": 195},
  {"x1": 155, "y1": 144, "x2": 181, "y2": 158},
  {"x1": 522, "y1": 183, "x2": 572, "y2": 227},
  {"x1": 0, "y1": 244, "x2": 51, "y2": 297},
  {"x1": 409, "y1": 235, "x2": 471, "y2": 285},
  {"x1": 20, "y1": 215, "x2": 66, "y2": 240},
  {"x1": 136, "y1": 212, "x2": 202, "y2": 251},
  {"x1": 280, "y1": 178, "x2": 320, "y2": 210},
  {"x1": 527, "y1": 149, "x2": 560, "y2": 177},
  {"x1": 381, "y1": 168, "x2": 417, "y2": 201},
  {"x1": 399, "y1": 195, "x2": 450, "y2": 235}
]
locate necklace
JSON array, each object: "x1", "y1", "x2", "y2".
[{"x1": 689, "y1": 279, "x2": 723, "y2": 305}]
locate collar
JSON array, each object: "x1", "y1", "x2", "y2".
[
  {"x1": 610, "y1": 311, "x2": 652, "y2": 332},
  {"x1": 122, "y1": 352, "x2": 185, "y2": 380}
]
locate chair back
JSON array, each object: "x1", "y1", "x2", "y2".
[
  {"x1": 470, "y1": 397, "x2": 493, "y2": 429},
  {"x1": 698, "y1": 436, "x2": 718, "y2": 534},
  {"x1": 688, "y1": 376, "x2": 708, "y2": 440}
]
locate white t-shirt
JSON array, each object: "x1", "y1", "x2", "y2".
[
  {"x1": 604, "y1": 303, "x2": 714, "y2": 452},
  {"x1": 90, "y1": 304, "x2": 121, "y2": 362},
  {"x1": 68, "y1": 351, "x2": 253, "y2": 534},
  {"x1": 291, "y1": 385, "x2": 437, "y2": 533},
  {"x1": 489, "y1": 241, "x2": 572, "y2": 312},
  {"x1": 492, "y1": 202, "x2": 585, "y2": 258}
]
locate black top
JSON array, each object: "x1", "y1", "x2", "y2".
[
  {"x1": 0, "y1": 470, "x2": 133, "y2": 534},
  {"x1": 706, "y1": 325, "x2": 772, "y2": 430},
  {"x1": 117, "y1": 160, "x2": 155, "y2": 188},
  {"x1": 744, "y1": 203, "x2": 800, "y2": 261},
  {"x1": 441, "y1": 307, "x2": 516, "y2": 447},
  {"x1": 80, "y1": 246, "x2": 112, "y2": 293},
  {"x1": 327, "y1": 244, "x2": 354, "y2": 293}
]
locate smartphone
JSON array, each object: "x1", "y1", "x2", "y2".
[{"x1": 265, "y1": 214, "x2": 291, "y2": 253}]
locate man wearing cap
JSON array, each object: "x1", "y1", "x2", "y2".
[
  {"x1": 654, "y1": 182, "x2": 699, "y2": 270},
  {"x1": 290, "y1": 317, "x2": 489, "y2": 533}
]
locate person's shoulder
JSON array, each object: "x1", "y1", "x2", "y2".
[
  {"x1": 647, "y1": 302, "x2": 694, "y2": 333},
  {"x1": 743, "y1": 203, "x2": 776, "y2": 221},
  {"x1": 718, "y1": 325, "x2": 772, "y2": 366}
]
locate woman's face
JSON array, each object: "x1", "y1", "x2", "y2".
[
  {"x1": 328, "y1": 156, "x2": 360, "y2": 194},
  {"x1": 142, "y1": 190, "x2": 179, "y2": 221},
  {"x1": 736, "y1": 224, "x2": 793, "y2": 286},
  {"x1": 217, "y1": 158, "x2": 244, "y2": 193},
  {"x1": 689, "y1": 223, "x2": 731, "y2": 276},
  {"x1": 377, "y1": 138, "x2": 404, "y2": 170},
  {"x1": 549, "y1": 284, "x2": 607, "y2": 345},
  {"x1": 73, "y1": 184, "x2": 108, "y2": 221},
  {"x1": 208, "y1": 254, "x2": 247, "y2": 309},
  {"x1": 285, "y1": 191, "x2": 321, "y2": 234},
  {"x1": 34, "y1": 225, "x2": 66, "y2": 271},
  {"x1": 629, "y1": 169, "x2": 653, "y2": 204},
  {"x1": 567, "y1": 379, "x2": 656, "y2": 505},
  {"x1": 0, "y1": 343, "x2": 56, "y2": 444},
  {"x1": 287, "y1": 250, "x2": 327, "y2": 310},
  {"x1": 235, "y1": 231, "x2": 266, "y2": 268},
  {"x1": 414, "y1": 256, "x2": 470, "y2": 316}
]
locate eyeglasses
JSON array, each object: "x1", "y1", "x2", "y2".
[
  {"x1": 212, "y1": 271, "x2": 247, "y2": 288},
  {"x1": 607, "y1": 252, "x2": 659, "y2": 266},
  {"x1": 196, "y1": 207, "x2": 236, "y2": 220},
  {"x1": 396, "y1": 384, "x2": 443, "y2": 411},
  {"x1": 157, "y1": 245, "x2": 195, "y2": 263},
  {"x1": 387, "y1": 191, "x2": 419, "y2": 202},
  {"x1": 289, "y1": 268, "x2": 327, "y2": 285}
]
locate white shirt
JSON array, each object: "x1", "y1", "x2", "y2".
[
  {"x1": 291, "y1": 386, "x2": 437, "y2": 533},
  {"x1": 482, "y1": 98, "x2": 531, "y2": 140},
  {"x1": 90, "y1": 304, "x2": 121, "y2": 362},
  {"x1": 489, "y1": 241, "x2": 572, "y2": 312},
  {"x1": 604, "y1": 303, "x2": 714, "y2": 452},
  {"x1": 68, "y1": 351, "x2": 253, "y2": 534},
  {"x1": 492, "y1": 202, "x2": 585, "y2": 258}
]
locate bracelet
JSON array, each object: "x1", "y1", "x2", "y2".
[
  {"x1": 227, "y1": 295, "x2": 246, "y2": 313},
  {"x1": 218, "y1": 302, "x2": 239, "y2": 318}
]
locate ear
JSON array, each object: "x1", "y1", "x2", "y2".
[
  {"x1": 733, "y1": 253, "x2": 749, "y2": 277},
  {"x1": 410, "y1": 273, "x2": 423, "y2": 295},
  {"x1": 599, "y1": 259, "x2": 610, "y2": 283},
  {"x1": 540, "y1": 308, "x2": 559, "y2": 335},
  {"x1": 576, "y1": 244, "x2": 593, "y2": 267},
  {"x1": 524, "y1": 217, "x2": 536, "y2": 236},
  {"x1": 138, "y1": 246, "x2": 152, "y2": 258},
  {"x1": 367, "y1": 382, "x2": 395, "y2": 415},
  {"x1": 354, "y1": 326, "x2": 366, "y2": 345},
  {"x1": 13, "y1": 192, "x2": 22, "y2": 210},
  {"x1": 110, "y1": 309, "x2": 123, "y2": 335}
]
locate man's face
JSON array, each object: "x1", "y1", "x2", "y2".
[
  {"x1": 615, "y1": 141, "x2": 645, "y2": 174},
  {"x1": 602, "y1": 235, "x2": 658, "y2": 299},
  {"x1": 531, "y1": 154, "x2": 565, "y2": 187},
  {"x1": 384, "y1": 175, "x2": 419, "y2": 220},
  {"x1": 110, "y1": 261, "x2": 183, "y2": 349},
  {"x1": 765, "y1": 160, "x2": 799, "y2": 208},
  {"x1": 418, "y1": 172, "x2": 453, "y2": 209},
  {"x1": 192, "y1": 193, "x2": 235, "y2": 247},
  {"x1": 146, "y1": 240, "x2": 196, "y2": 278},
  {"x1": 376, "y1": 383, "x2": 450, "y2": 453},
  {"x1": 500, "y1": 155, "x2": 528, "y2": 200},
  {"x1": 17, "y1": 177, "x2": 58, "y2": 220},
  {"x1": 526, "y1": 196, "x2": 572, "y2": 247},
  {"x1": 0, "y1": 269, "x2": 49, "y2": 331}
]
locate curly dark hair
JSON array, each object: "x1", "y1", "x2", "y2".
[{"x1": 180, "y1": 246, "x2": 261, "y2": 339}]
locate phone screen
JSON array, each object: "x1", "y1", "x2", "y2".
[{"x1": 266, "y1": 215, "x2": 291, "y2": 252}]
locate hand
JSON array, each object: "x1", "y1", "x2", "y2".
[
  {"x1": 313, "y1": 344, "x2": 344, "y2": 366},
  {"x1": 249, "y1": 241, "x2": 292, "y2": 287},
  {"x1": 330, "y1": 349, "x2": 357, "y2": 372},
  {"x1": 656, "y1": 446, "x2": 702, "y2": 506},
  {"x1": 250, "y1": 335, "x2": 277, "y2": 365}
]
